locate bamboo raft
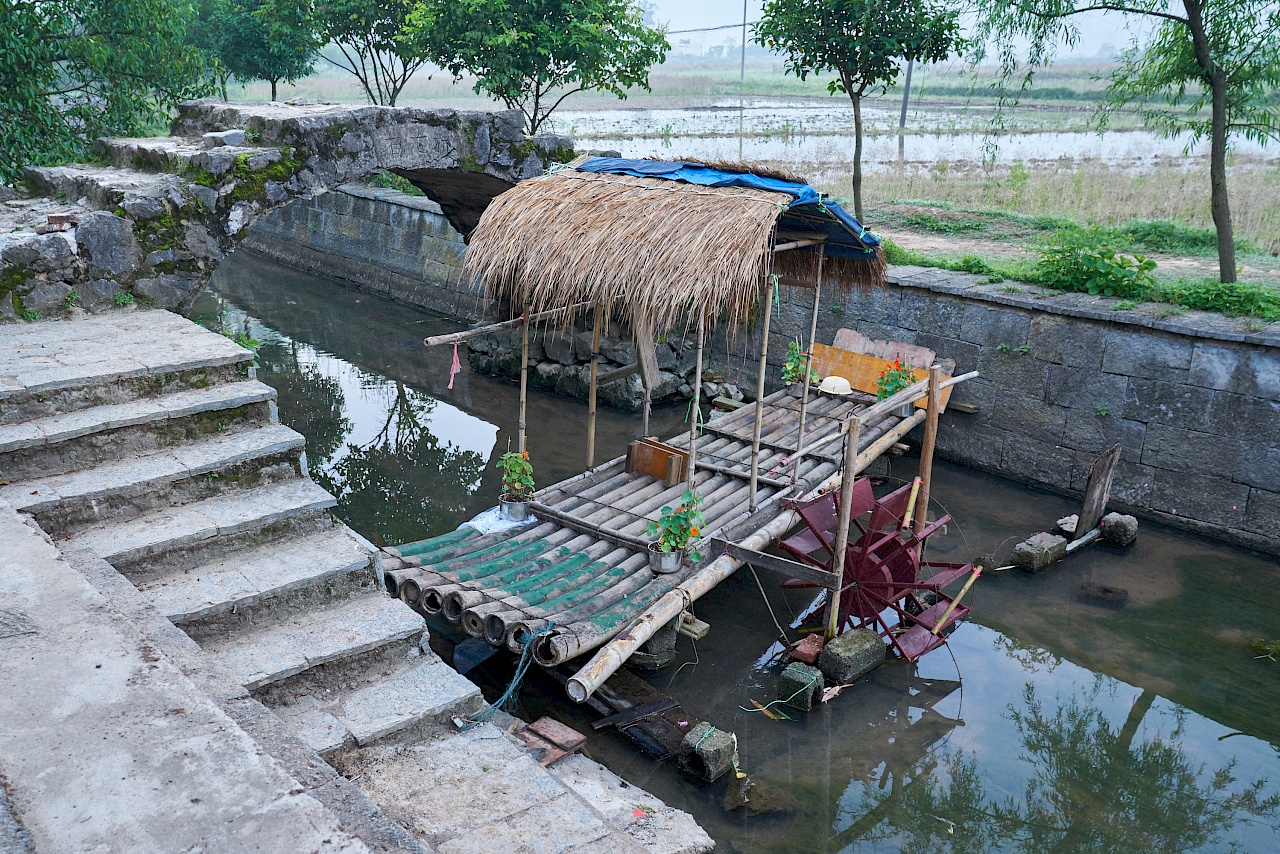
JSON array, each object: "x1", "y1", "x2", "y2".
[{"x1": 382, "y1": 384, "x2": 931, "y2": 674}]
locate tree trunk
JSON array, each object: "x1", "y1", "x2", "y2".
[
  {"x1": 1209, "y1": 71, "x2": 1236, "y2": 283},
  {"x1": 851, "y1": 94, "x2": 864, "y2": 222},
  {"x1": 270, "y1": 78, "x2": 278, "y2": 101}
]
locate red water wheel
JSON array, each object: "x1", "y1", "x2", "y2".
[{"x1": 778, "y1": 480, "x2": 973, "y2": 662}]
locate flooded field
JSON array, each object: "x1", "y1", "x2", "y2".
[{"x1": 204, "y1": 251, "x2": 1280, "y2": 853}]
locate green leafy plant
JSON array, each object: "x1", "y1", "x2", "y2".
[
  {"x1": 781, "y1": 340, "x2": 818, "y2": 386},
  {"x1": 114, "y1": 291, "x2": 135, "y2": 306},
  {"x1": 1095, "y1": 405, "x2": 1110, "y2": 417},
  {"x1": 647, "y1": 490, "x2": 704, "y2": 560},
  {"x1": 1014, "y1": 345, "x2": 1030, "y2": 355},
  {"x1": 19, "y1": 309, "x2": 41, "y2": 321},
  {"x1": 1035, "y1": 226, "x2": 1157, "y2": 299},
  {"x1": 996, "y1": 343, "x2": 1011, "y2": 354},
  {"x1": 874, "y1": 358, "x2": 917, "y2": 400},
  {"x1": 222, "y1": 329, "x2": 260, "y2": 366},
  {"x1": 497, "y1": 450, "x2": 534, "y2": 502},
  {"x1": 1112, "y1": 300, "x2": 1138, "y2": 311}
]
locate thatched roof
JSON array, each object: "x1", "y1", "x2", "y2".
[{"x1": 464, "y1": 156, "x2": 884, "y2": 332}]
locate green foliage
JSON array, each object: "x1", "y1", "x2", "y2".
[
  {"x1": 1155, "y1": 277, "x2": 1280, "y2": 320},
  {"x1": 1119, "y1": 218, "x2": 1257, "y2": 256},
  {"x1": 647, "y1": 490, "x2": 704, "y2": 559},
  {"x1": 1035, "y1": 226, "x2": 1158, "y2": 299},
  {"x1": 497, "y1": 450, "x2": 534, "y2": 501},
  {"x1": 874, "y1": 358, "x2": 917, "y2": 400},
  {"x1": 403, "y1": 0, "x2": 669, "y2": 135},
  {"x1": 781, "y1": 339, "x2": 818, "y2": 386},
  {"x1": 0, "y1": 0, "x2": 214, "y2": 183},
  {"x1": 1095, "y1": 405, "x2": 1110, "y2": 417},
  {"x1": 369, "y1": 170, "x2": 426, "y2": 196},
  {"x1": 19, "y1": 309, "x2": 41, "y2": 321},
  {"x1": 222, "y1": 329, "x2": 261, "y2": 366},
  {"x1": 316, "y1": 1, "x2": 427, "y2": 106},
  {"x1": 62, "y1": 289, "x2": 79, "y2": 308},
  {"x1": 115, "y1": 291, "x2": 136, "y2": 306},
  {"x1": 218, "y1": 0, "x2": 320, "y2": 101}
]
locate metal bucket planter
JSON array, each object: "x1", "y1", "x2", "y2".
[
  {"x1": 499, "y1": 495, "x2": 531, "y2": 522},
  {"x1": 893, "y1": 403, "x2": 914, "y2": 418},
  {"x1": 648, "y1": 543, "x2": 683, "y2": 574}
]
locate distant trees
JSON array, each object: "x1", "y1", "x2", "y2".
[
  {"x1": 315, "y1": 0, "x2": 428, "y2": 106},
  {"x1": 973, "y1": 1, "x2": 1280, "y2": 284},
  {"x1": 0, "y1": 0, "x2": 213, "y2": 183},
  {"x1": 217, "y1": 0, "x2": 320, "y2": 101},
  {"x1": 755, "y1": 0, "x2": 966, "y2": 222},
  {"x1": 402, "y1": 0, "x2": 670, "y2": 135}
]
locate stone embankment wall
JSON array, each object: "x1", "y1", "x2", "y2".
[
  {"x1": 781, "y1": 266, "x2": 1280, "y2": 556},
  {"x1": 242, "y1": 183, "x2": 480, "y2": 320}
]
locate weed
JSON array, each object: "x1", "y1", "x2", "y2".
[
  {"x1": 996, "y1": 343, "x2": 1011, "y2": 354},
  {"x1": 830, "y1": 304, "x2": 845, "y2": 316},
  {"x1": 1111, "y1": 300, "x2": 1138, "y2": 311},
  {"x1": 244, "y1": 128, "x2": 261, "y2": 142},
  {"x1": 986, "y1": 274, "x2": 1006, "y2": 284},
  {"x1": 1153, "y1": 304, "x2": 1187, "y2": 319},
  {"x1": 1035, "y1": 226, "x2": 1157, "y2": 299},
  {"x1": 1096, "y1": 405, "x2": 1110, "y2": 417},
  {"x1": 114, "y1": 291, "x2": 135, "y2": 306},
  {"x1": 62, "y1": 289, "x2": 79, "y2": 308},
  {"x1": 1155, "y1": 277, "x2": 1280, "y2": 320},
  {"x1": 999, "y1": 285, "x2": 1022, "y2": 294},
  {"x1": 19, "y1": 309, "x2": 41, "y2": 321},
  {"x1": 1243, "y1": 318, "x2": 1267, "y2": 332},
  {"x1": 1015, "y1": 345, "x2": 1030, "y2": 355},
  {"x1": 369, "y1": 170, "x2": 426, "y2": 197}
]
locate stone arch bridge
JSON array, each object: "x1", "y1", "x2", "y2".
[{"x1": 1, "y1": 100, "x2": 572, "y2": 318}]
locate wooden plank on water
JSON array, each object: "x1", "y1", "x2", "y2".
[{"x1": 1075, "y1": 444, "x2": 1121, "y2": 539}]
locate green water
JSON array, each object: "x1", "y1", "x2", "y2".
[{"x1": 204, "y1": 251, "x2": 1280, "y2": 853}]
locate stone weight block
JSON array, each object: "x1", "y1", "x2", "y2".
[
  {"x1": 778, "y1": 662, "x2": 823, "y2": 711},
  {"x1": 818, "y1": 628, "x2": 885, "y2": 685},
  {"x1": 678, "y1": 722, "x2": 738, "y2": 783},
  {"x1": 1013, "y1": 532, "x2": 1067, "y2": 572},
  {"x1": 1100, "y1": 512, "x2": 1139, "y2": 546}
]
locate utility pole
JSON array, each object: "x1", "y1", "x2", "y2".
[
  {"x1": 899, "y1": 59, "x2": 914, "y2": 128},
  {"x1": 740, "y1": 0, "x2": 747, "y2": 81}
]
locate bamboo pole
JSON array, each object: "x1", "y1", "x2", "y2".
[
  {"x1": 687, "y1": 312, "x2": 705, "y2": 491},
  {"x1": 519, "y1": 305, "x2": 530, "y2": 453},
  {"x1": 825, "y1": 416, "x2": 861, "y2": 639},
  {"x1": 913, "y1": 364, "x2": 943, "y2": 542},
  {"x1": 422, "y1": 301, "x2": 594, "y2": 347},
  {"x1": 749, "y1": 279, "x2": 776, "y2": 510},
  {"x1": 792, "y1": 247, "x2": 825, "y2": 479},
  {"x1": 587, "y1": 303, "x2": 604, "y2": 468}
]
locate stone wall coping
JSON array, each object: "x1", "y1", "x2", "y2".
[
  {"x1": 887, "y1": 266, "x2": 1280, "y2": 348},
  {"x1": 337, "y1": 182, "x2": 444, "y2": 215}
]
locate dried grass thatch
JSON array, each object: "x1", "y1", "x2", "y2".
[{"x1": 465, "y1": 158, "x2": 881, "y2": 333}]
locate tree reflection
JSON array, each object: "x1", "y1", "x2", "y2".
[
  {"x1": 257, "y1": 339, "x2": 351, "y2": 471},
  {"x1": 845, "y1": 683, "x2": 1279, "y2": 853},
  {"x1": 325, "y1": 380, "x2": 485, "y2": 546}
]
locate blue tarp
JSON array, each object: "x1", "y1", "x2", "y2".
[{"x1": 576, "y1": 157, "x2": 881, "y2": 260}]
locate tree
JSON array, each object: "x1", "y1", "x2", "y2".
[
  {"x1": 973, "y1": 2, "x2": 1280, "y2": 284},
  {"x1": 188, "y1": 0, "x2": 235, "y2": 100},
  {"x1": 755, "y1": 0, "x2": 965, "y2": 222},
  {"x1": 402, "y1": 0, "x2": 670, "y2": 135},
  {"x1": 219, "y1": 0, "x2": 319, "y2": 101},
  {"x1": 313, "y1": 1, "x2": 427, "y2": 106},
  {"x1": 0, "y1": 0, "x2": 213, "y2": 184}
]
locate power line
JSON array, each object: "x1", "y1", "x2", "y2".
[{"x1": 667, "y1": 21, "x2": 759, "y2": 35}]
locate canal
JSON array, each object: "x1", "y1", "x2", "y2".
[{"x1": 200, "y1": 250, "x2": 1280, "y2": 853}]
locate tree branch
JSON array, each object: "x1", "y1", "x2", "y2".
[{"x1": 1024, "y1": 3, "x2": 1188, "y2": 26}]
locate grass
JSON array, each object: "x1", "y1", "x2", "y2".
[{"x1": 369, "y1": 170, "x2": 426, "y2": 197}]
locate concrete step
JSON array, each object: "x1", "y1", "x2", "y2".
[
  {"x1": 95, "y1": 136, "x2": 274, "y2": 181},
  {"x1": 0, "y1": 310, "x2": 252, "y2": 425},
  {"x1": 61, "y1": 478, "x2": 337, "y2": 572},
  {"x1": 198, "y1": 591, "x2": 426, "y2": 691},
  {"x1": 142, "y1": 526, "x2": 376, "y2": 629},
  {"x1": 270, "y1": 656, "x2": 484, "y2": 754},
  {"x1": 3, "y1": 423, "x2": 306, "y2": 533},
  {"x1": 0, "y1": 379, "x2": 277, "y2": 481},
  {"x1": 22, "y1": 164, "x2": 191, "y2": 213}
]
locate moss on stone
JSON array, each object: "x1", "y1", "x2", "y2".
[
  {"x1": 549, "y1": 147, "x2": 577, "y2": 164},
  {"x1": 227, "y1": 149, "x2": 304, "y2": 203}
]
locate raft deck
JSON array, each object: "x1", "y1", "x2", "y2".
[{"x1": 382, "y1": 386, "x2": 926, "y2": 669}]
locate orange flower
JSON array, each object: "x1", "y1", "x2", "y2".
[
  {"x1": 521, "y1": 451, "x2": 529, "y2": 459},
  {"x1": 690, "y1": 527, "x2": 700, "y2": 537}
]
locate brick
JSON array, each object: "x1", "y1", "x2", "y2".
[{"x1": 818, "y1": 628, "x2": 885, "y2": 684}]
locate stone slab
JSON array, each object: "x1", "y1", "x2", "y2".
[
  {"x1": 1013, "y1": 532, "x2": 1068, "y2": 572},
  {"x1": 341, "y1": 658, "x2": 482, "y2": 745},
  {"x1": 817, "y1": 628, "x2": 886, "y2": 685}
]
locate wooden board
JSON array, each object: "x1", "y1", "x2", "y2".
[
  {"x1": 811, "y1": 343, "x2": 954, "y2": 411},
  {"x1": 626, "y1": 438, "x2": 687, "y2": 487},
  {"x1": 833, "y1": 328, "x2": 939, "y2": 368},
  {"x1": 634, "y1": 317, "x2": 663, "y2": 391},
  {"x1": 1075, "y1": 444, "x2": 1121, "y2": 539}
]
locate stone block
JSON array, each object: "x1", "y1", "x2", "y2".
[
  {"x1": 1140, "y1": 423, "x2": 1244, "y2": 477},
  {"x1": 913, "y1": 333, "x2": 979, "y2": 374},
  {"x1": 1028, "y1": 315, "x2": 1107, "y2": 368},
  {"x1": 629, "y1": 617, "x2": 680, "y2": 669},
  {"x1": 1205, "y1": 390, "x2": 1280, "y2": 442},
  {"x1": 543, "y1": 330, "x2": 575, "y2": 365},
  {"x1": 678, "y1": 722, "x2": 738, "y2": 782},
  {"x1": 1150, "y1": 470, "x2": 1250, "y2": 528},
  {"x1": 1100, "y1": 512, "x2": 1139, "y2": 546},
  {"x1": 77, "y1": 211, "x2": 141, "y2": 277},
  {"x1": 1101, "y1": 329, "x2": 1192, "y2": 380},
  {"x1": 202, "y1": 129, "x2": 246, "y2": 148},
  {"x1": 1244, "y1": 488, "x2": 1280, "y2": 536},
  {"x1": 121, "y1": 196, "x2": 165, "y2": 220},
  {"x1": 1012, "y1": 532, "x2": 1067, "y2": 572},
  {"x1": 778, "y1": 662, "x2": 823, "y2": 711},
  {"x1": 77, "y1": 278, "x2": 121, "y2": 309},
  {"x1": 1238, "y1": 446, "x2": 1280, "y2": 492},
  {"x1": 957, "y1": 304, "x2": 1031, "y2": 348},
  {"x1": 817, "y1": 627, "x2": 885, "y2": 684},
  {"x1": 1061, "y1": 410, "x2": 1145, "y2": 462},
  {"x1": 133, "y1": 273, "x2": 203, "y2": 311},
  {"x1": 1044, "y1": 366, "x2": 1129, "y2": 418},
  {"x1": 3, "y1": 232, "x2": 76, "y2": 275},
  {"x1": 897, "y1": 292, "x2": 966, "y2": 337},
  {"x1": 21, "y1": 281, "x2": 72, "y2": 314},
  {"x1": 1123, "y1": 377, "x2": 1218, "y2": 426},
  {"x1": 936, "y1": 421, "x2": 1007, "y2": 468},
  {"x1": 1189, "y1": 342, "x2": 1280, "y2": 399},
  {"x1": 998, "y1": 394, "x2": 1068, "y2": 445}
]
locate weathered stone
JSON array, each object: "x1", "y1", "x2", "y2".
[
  {"x1": 1100, "y1": 512, "x2": 1139, "y2": 546},
  {"x1": 778, "y1": 661, "x2": 823, "y2": 711},
  {"x1": 133, "y1": 273, "x2": 202, "y2": 310},
  {"x1": 1012, "y1": 532, "x2": 1067, "y2": 572},
  {"x1": 629, "y1": 617, "x2": 680, "y2": 669},
  {"x1": 1150, "y1": 469, "x2": 1251, "y2": 528},
  {"x1": 1189, "y1": 342, "x2": 1280, "y2": 399},
  {"x1": 722, "y1": 777, "x2": 798, "y2": 816},
  {"x1": 818, "y1": 628, "x2": 884, "y2": 684},
  {"x1": 77, "y1": 211, "x2": 141, "y2": 277},
  {"x1": 77, "y1": 278, "x2": 121, "y2": 308},
  {"x1": 202, "y1": 129, "x2": 246, "y2": 148},
  {"x1": 677, "y1": 722, "x2": 738, "y2": 782},
  {"x1": 600, "y1": 336, "x2": 636, "y2": 365},
  {"x1": 121, "y1": 196, "x2": 164, "y2": 220},
  {"x1": 145, "y1": 248, "x2": 176, "y2": 268},
  {"x1": 3, "y1": 232, "x2": 76, "y2": 274},
  {"x1": 22, "y1": 281, "x2": 72, "y2": 314},
  {"x1": 0, "y1": 184, "x2": 15, "y2": 202},
  {"x1": 1101, "y1": 329, "x2": 1193, "y2": 380}
]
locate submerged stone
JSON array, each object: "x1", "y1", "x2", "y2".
[
  {"x1": 678, "y1": 721, "x2": 738, "y2": 783},
  {"x1": 1101, "y1": 512, "x2": 1139, "y2": 546},
  {"x1": 778, "y1": 661, "x2": 823, "y2": 711},
  {"x1": 818, "y1": 628, "x2": 885, "y2": 685},
  {"x1": 1013, "y1": 531, "x2": 1067, "y2": 572},
  {"x1": 722, "y1": 777, "x2": 799, "y2": 816}
]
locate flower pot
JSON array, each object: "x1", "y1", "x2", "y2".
[
  {"x1": 499, "y1": 495, "x2": 531, "y2": 522},
  {"x1": 893, "y1": 403, "x2": 914, "y2": 418},
  {"x1": 648, "y1": 542, "x2": 683, "y2": 574}
]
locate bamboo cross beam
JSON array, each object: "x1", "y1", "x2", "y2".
[
  {"x1": 826, "y1": 415, "x2": 862, "y2": 639},
  {"x1": 422, "y1": 301, "x2": 596, "y2": 347},
  {"x1": 931, "y1": 567, "x2": 981, "y2": 636}
]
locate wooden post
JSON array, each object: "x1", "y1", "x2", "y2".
[
  {"x1": 519, "y1": 306, "x2": 531, "y2": 454},
  {"x1": 912, "y1": 364, "x2": 942, "y2": 541},
  {"x1": 586, "y1": 304, "x2": 604, "y2": 468},
  {"x1": 749, "y1": 278, "x2": 776, "y2": 510},
  {"x1": 826, "y1": 415, "x2": 862, "y2": 639},
  {"x1": 687, "y1": 312, "x2": 705, "y2": 490},
  {"x1": 792, "y1": 247, "x2": 825, "y2": 477},
  {"x1": 642, "y1": 388, "x2": 651, "y2": 438}
]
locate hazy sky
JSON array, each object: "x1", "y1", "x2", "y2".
[{"x1": 648, "y1": 1, "x2": 1150, "y2": 59}]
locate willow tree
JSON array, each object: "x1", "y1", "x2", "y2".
[
  {"x1": 755, "y1": 0, "x2": 965, "y2": 221},
  {"x1": 402, "y1": 0, "x2": 669, "y2": 135},
  {"x1": 973, "y1": 1, "x2": 1280, "y2": 284}
]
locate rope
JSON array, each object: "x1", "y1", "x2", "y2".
[
  {"x1": 748, "y1": 564, "x2": 791, "y2": 647},
  {"x1": 740, "y1": 668, "x2": 820, "y2": 714},
  {"x1": 693, "y1": 725, "x2": 719, "y2": 751},
  {"x1": 458, "y1": 623, "x2": 554, "y2": 731}
]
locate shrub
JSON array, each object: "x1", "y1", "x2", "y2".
[
  {"x1": 1035, "y1": 226, "x2": 1157, "y2": 299},
  {"x1": 1155, "y1": 277, "x2": 1280, "y2": 320}
]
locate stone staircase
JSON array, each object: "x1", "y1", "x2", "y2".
[{"x1": 0, "y1": 311, "x2": 483, "y2": 757}]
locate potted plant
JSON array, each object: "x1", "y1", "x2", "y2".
[
  {"x1": 498, "y1": 449, "x2": 534, "y2": 521},
  {"x1": 875, "y1": 358, "x2": 919, "y2": 417},
  {"x1": 781, "y1": 340, "x2": 818, "y2": 394},
  {"x1": 646, "y1": 490, "x2": 704, "y2": 574}
]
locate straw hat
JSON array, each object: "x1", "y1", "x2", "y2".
[{"x1": 818, "y1": 375, "x2": 853, "y2": 396}]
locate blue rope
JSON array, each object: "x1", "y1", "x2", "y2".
[
  {"x1": 740, "y1": 669, "x2": 820, "y2": 715},
  {"x1": 459, "y1": 623, "x2": 554, "y2": 731}
]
